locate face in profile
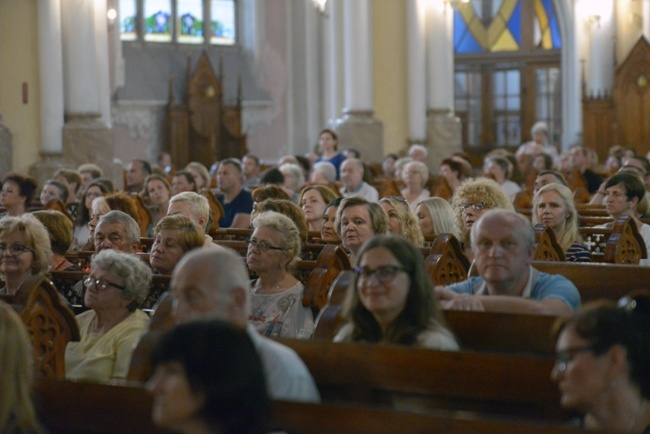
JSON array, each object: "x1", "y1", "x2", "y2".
[
  {"x1": 150, "y1": 229, "x2": 185, "y2": 275},
  {"x1": 380, "y1": 202, "x2": 401, "y2": 235},
  {"x1": 320, "y1": 206, "x2": 340, "y2": 244},
  {"x1": 415, "y1": 203, "x2": 433, "y2": 236}
]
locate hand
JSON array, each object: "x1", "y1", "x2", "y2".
[{"x1": 434, "y1": 286, "x2": 485, "y2": 311}]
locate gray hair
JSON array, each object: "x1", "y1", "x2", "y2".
[
  {"x1": 470, "y1": 209, "x2": 535, "y2": 252},
  {"x1": 97, "y1": 210, "x2": 140, "y2": 246},
  {"x1": 531, "y1": 121, "x2": 548, "y2": 136},
  {"x1": 169, "y1": 192, "x2": 210, "y2": 226},
  {"x1": 408, "y1": 144, "x2": 428, "y2": 158},
  {"x1": 279, "y1": 163, "x2": 305, "y2": 192},
  {"x1": 312, "y1": 161, "x2": 337, "y2": 184},
  {"x1": 252, "y1": 211, "x2": 301, "y2": 265},
  {"x1": 91, "y1": 249, "x2": 152, "y2": 309},
  {"x1": 404, "y1": 160, "x2": 429, "y2": 187}
]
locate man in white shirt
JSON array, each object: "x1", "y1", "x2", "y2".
[{"x1": 339, "y1": 158, "x2": 379, "y2": 202}]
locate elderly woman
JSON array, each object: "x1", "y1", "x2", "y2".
[
  {"x1": 334, "y1": 235, "x2": 458, "y2": 349},
  {"x1": 551, "y1": 294, "x2": 650, "y2": 432},
  {"x1": 415, "y1": 197, "x2": 462, "y2": 241},
  {"x1": 147, "y1": 320, "x2": 270, "y2": 434},
  {"x1": 315, "y1": 129, "x2": 346, "y2": 178},
  {"x1": 379, "y1": 196, "x2": 424, "y2": 246},
  {"x1": 0, "y1": 173, "x2": 38, "y2": 217},
  {"x1": 451, "y1": 177, "x2": 513, "y2": 260},
  {"x1": 247, "y1": 211, "x2": 313, "y2": 339},
  {"x1": 321, "y1": 197, "x2": 342, "y2": 244},
  {"x1": 0, "y1": 215, "x2": 52, "y2": 297},
  {"x1": 533, "y1": 184, "x2": 591, "y2": 262},
  {"x1": 252, "y1": 199, "x2": 309, "y2": 244},
  {"x1": 149, "y1": 215, "x2": 204, "y2": 275},
  {"x1": 73, "y1": 179, "x2": 112, "y2": 251},
  {"x1": 0, "y1": 301, "x2": 46, "y2": 433},
  {"x1": 65, "y1": 249, "x2": 151, "y2": 382},
  {"x1": 145, "y1": 174, "x2": 172, "y2": 234},
  {"x1": 335, "y1": 197, "x2": 388, "y2": 265},
  {"x1": 299, "y1": 185, "x2": 338, "y2": 232},
  {"x1": 400, "y1": 160, "x2": 430, "y2": 210},
  {"x1": 40, "y1": 179, "x2": 69, "y2": 206},
  {"x1": 279, "y1": 163, "x2": 305, "y2": 203},
  {"x1": 309, "y1": 161, "x2": 337, "y2": 186},
  {"x1": 185, "y1": 161, "x2": 211, "y2": 193}
]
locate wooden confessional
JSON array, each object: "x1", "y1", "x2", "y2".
[{"x1": 165, "y1": 51, "x2": 247, "y2": 169}]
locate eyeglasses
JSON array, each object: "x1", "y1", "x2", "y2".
[
  {"x1": 247, "y1": 239, "x2": 285, "y2": 252},
  {"x1": 553, "y1": 346, "x2": 594, "y2": 373},
  {"x1": 0, "y1": 244, "x2": 33, "y2": 255},
  {"x1": 355, "y1": 265, "x2": 406, "y2": 284},
  {"x1": 83, "y1": 276, "x2": 126, "y2": 292},
  {"x1": 457, "y1": 201, "x2": 486, "y2": 213}
]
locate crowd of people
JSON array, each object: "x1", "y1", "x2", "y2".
[{"x1": 2, "y1": 127, "x2": 650, "y2": 433}]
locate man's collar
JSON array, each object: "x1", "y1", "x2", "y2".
[{"x1": 477, "y1": 265, "x2": 534, "y2": 297}]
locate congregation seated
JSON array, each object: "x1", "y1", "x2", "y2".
[
  {"x1": 185, "y1": 161, "x2": 211, "y2": 194},
  {"x1": 320, "y1": 197, "x2": 342, "y2": 244},
  {"x1": 0, "y1": 172, "x2": 38, "y2": 217},
  {"x1": 252, "y1": 199, "x2": 309, "y2": 244},
  {"x1": 39, "y1": 179, "x2": 68, "y2": 207},
  {"x1": 243, "y1": 154, "x2": 263, "y2": 189},
  {"x1": 379, "y1": 196, "x2": 424, "y2": 247},
  {"x1": 533, "y1": 170, "x2": 568, "y2": 195},
  {"x1": 147, "y1": 319, "x2": 270, "y2": 434},
  {"x1": 339, "y1": 158, "x2": 379, "y2": 202},
  {"x1": 570, "y1": 145, "x2": 604, "y2": 196},
  {"x1": 143, "y1": 174, "x2": 172, "y2": 236},
  {"x1": 170, "y1": 248, "x2": 320, "y2": 402},
  {"x1": 551, "y1": 292, "x2": 650, "y2": 432},
  {"x1": 216, "y1": 158, "x2": 253, "y2": 229},
  {"x1": 0, "y1": 301, "x2": 46, "y2": 433},
  {"x1": 334, "y1": 235, "x2": 458, "y2": 350},
  {"x1": 485, "y1": 156, "x2": 522, "y2": 202},
  {"x1": 435, "y1": 210, "x2": 580, "y2": 315},
  {"x1": 532, "y1": 184, "x2": 591, "y2": 262},
  {"x1": 279, "y1": 162, "x2": 305, "y2": 203},
  {"x1": 414, "y1": 197, "x2": 461, "y2": 241},
  {"x1": 73, "y1": 178, "x2": 112, "y2": 251},
  {"x1": 335, "y1": 197, "x2": 388, "y2": 265},
  {"x1": 77, "y1": 163, "x2": 104, "y2": 199},
  {"x1": 172, "y1": 170, "x2": 198, "y2": 195},
  {"x1": 309, "y1": 161, "x2": 337, "y2": 186},
  {"x1": 84, "y1": 192, "x2": 139, "y2": 251},
  {"x1": 149, "y1": 214, "x2": 204, "y2": 275},
  {"x1": 125, "y1": 159, "x2": 151, "y2": 195},
  {"x1": 298, "y1": 185, "x2": 338, "y2": 233},
  {"x1": 52, "y1": 168, "x2": 82, "y2": 213},
  {"x1": 94, "y1": 210, "x2": 140, "y2": 254},
  {"x1": 247, "y1": 212, "x2": 314, "y2": 340},
  {"x1": 399, "y1": 160, "x2": 430, "y2": 210},
  {"x1": 315, "y1": 129, "x2": 346, "y2": 178},
  {"x1": 0, "y1": 214, "x2": 51, "y2": 299},
  {"x1": 168, "y1": 192, "x2": 224, "y2": 250},
  {"x1": 439, "y1": 157, "x2": 470, "y2": 196},
  {"x1": 65, "y1": 249, "x2": 151, "y2": 382}
]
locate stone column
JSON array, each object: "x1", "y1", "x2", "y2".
[
  {"x1": 29, "y1": 0, "x2": 67, "y2": 185},
  {"x1": 407, "y1": 0, "x2": 427, "y2": 147},
  {"x1": 333, "y1": 0, "x2": 383, "y2": 162},
  {"x1": 585, "y1": 0, "x2": 614, "y2": 98},
  {"x1": 325, "y1": 0, "x2": 344, "y2": 126},
  {"x1": 425, "y1": 2, "x2": 461, "y2": 170},
  {"x1": 60, "y1": 0, "x2": 117, "y2": 185}
]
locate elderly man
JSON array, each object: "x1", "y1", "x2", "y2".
[
  {"x1": 94, "y1": 210, "x2": 140, "y2": 254},
  {"x1": 435, "y1": 209, "x2": 580, "y2": 315},
  {"x1": 216, "y1": 158, "x2": 253, "y2": 228},
  {"x1": 167, "y1": 192, "x2": 223, "y2": 249},
  {"x1": 339, "y1": 158, "x2": 379, "y2": 202},
  {"x1": 408, "y1": 144, "x2": 428, "y2": 164},
  {"x1": 126, "y1": 159, "x2": 152, "y2": 194},
  {"x1": 171, "y1": 248, "x2": 320, "y2": 403}
]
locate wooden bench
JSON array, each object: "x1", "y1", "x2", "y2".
[
  {"x1": 278, "y1": 339, "x2": 567, "y2": 420},
  {"x1": 578, "y1": 215, "x2": 647, "y2": 263},
  {"x1": 34, "y1": 378, "x2": 593, "y2": 434},
  {"x1": 533, "y1": 224, "x2": 565, "y2": 261},
  {"x1": 2, "y1": 277, "x2": 79, "y2": 379}
]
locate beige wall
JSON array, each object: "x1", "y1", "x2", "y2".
[
  {"x1": 373, "y1": 0, "x2": 408, "y2": 158},
  {"x1": 616, "y1": 0, "x2": 644, "y2": 66},
  {"x1": 0, "y1": 0, "x2": 41, "y2": 174}
]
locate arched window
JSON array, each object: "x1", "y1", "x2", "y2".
[
  {"x1": 118, "y1": 0, "x2": 236, "y2": 45},
  {"x1": 453, "y1": 0, "x2": 561, "y2": 150}
]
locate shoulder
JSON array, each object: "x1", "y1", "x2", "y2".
[
  {"x1": 447, "y1": 277, "x2": 483, "y2": 294},
  {"x1": 532, "y1": 270, "x2": 581, "y2": 310},
  {"x1": 417, "y1": 325, "x2": 459, "y2": 350},
  {"x1": 333, "y1": 323, "x2": 353, "y2": 342}
]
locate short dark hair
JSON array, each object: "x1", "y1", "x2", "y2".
[
  {"x1": 2, "y1": 173, "x2": 38, "y2": 204},
  {"x1": 260, "y1": 167, "x2": 284, "y2": 186},
  {"x1": 221, "y1": 158, "x2": 243, "y2": 173},
  {"x1": 133, "y1": 159, "x2": 152, "y2": 175},
  {"x1": 173, "y1": 171, "x2": 197, "y2": 191},
  {"x1": 152, "y1": 320, "x2": 270, "y2": 434},
  {"x1": 243, "y1": 154, "x2": 260, "y2": 166},
  {"x1": 605, "y1": 172, "x2": 646, "y2": 203},
  {"x1": 537, "y1": 170, "x2": 568, "y2": 186},
  {"x1": 43, "y1": 179, "x2": 69, "y2": 203}
]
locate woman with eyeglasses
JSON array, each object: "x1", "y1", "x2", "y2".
[
  {"x1": 246, "y1": 211, "x2": 314, "y2": 339},
  {"x1": 0, "y1": 214, "x2": 52, "y2": 297},
  {"x1": 65, "y1": 249, "x2": 151, "y2": 382},
  {"x1": 379, "y1": 196, "x2": 424, "y2": 246},
  {"x1": 450, "y1": 177, "x2": 513, "y2": 261},
  {"x1": 551, "y1": 293, "x2": 650, "y2": 432},
  {"x1": 334, "y1": 235, "x2": 458, "y2": 348}
]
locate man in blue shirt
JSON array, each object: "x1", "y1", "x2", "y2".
[
  {"x1": 217, "y1": 158, "x2": 253, "y2": 228},
  {"x1": 435, "y1": 209, "x2": 580, "y2": 315}
]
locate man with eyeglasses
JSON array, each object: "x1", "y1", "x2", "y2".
[
  {"x1": 170, "y1": 247, "x2": 320, "y2": 403},
  {"x1": 435, "y1": 209, "x2": 580, "y2": 315}
]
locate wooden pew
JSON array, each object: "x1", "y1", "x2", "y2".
[
  {"x1": 578, "y1": 215, "x2": 647, "y2": 263},
  {"x1": 278, "y1": 339, "x2": 566, "y2": 420},
  {"x1": 204, "y1": 189, "x2": 225, "y2": 237},
  {"x1": 2, "y1": 278, "x2": 80, "y2": 379},
  {"x1": 34, "y1": 378, "x2": 592, "y2": 434},
  {"x1": 533, "y1": 224, "x2": 565, "y2": 261}
]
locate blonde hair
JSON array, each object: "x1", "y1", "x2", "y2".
[
  {"x1": 379, "y1": 197, "x2": 425, "y2": 246},
  {"x1": 532, "y1": 183, "x2": 582, "y2": 251},
  {"x1": 416, "y1": 197, "x2": 462, "y2": 240},
  {"x1": 0, "y1": 301, "x2": 41, "y2": 432},
  {"x1": 0, "y1": 214, "x2": 53, "y2": 278}
]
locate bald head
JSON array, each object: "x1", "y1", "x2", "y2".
[
  {"x1": 171, "y1": 248, "x2": 250, "y2": 325},
  {"x1": 471, "y1": 209, "x2": 535, "y2": 252}
]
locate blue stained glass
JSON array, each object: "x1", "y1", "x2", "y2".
[
  {"x1": 507, "y1": 1, "x2": 521, "y2": 46},
  {"x1": 541, "y1": 0, "x2": 562, "y2": 49},
  {"x1": 454, "y1": 10, "x2": 468, "y2": 49},
  {"x1": 457, "y1": 30, "x2": 484, "y2": 53}
]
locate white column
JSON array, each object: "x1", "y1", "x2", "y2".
[
  {"x1": 94, "y1": 0, "x2": 112, "y2": 126},
  {"x1": 325, "y1": 0, "x2": 344, "y2": 124},
  {"x1": 342, "y1": 0, "x2": 373, "y2": 112},
  {"x1": 304, "y1": 1, "x2": 321, "y2": 140},
  {"x1": 37, "y1": 0, "x2": 65, "y2": 153},
  {"x1": 407, "y1": 0, "x2": 427, "y2": 142},
  {"x1": 61, "y1": 0, "x2": 101, "y2": 114},
  {"x1": 644, "y1": 0, "x2": 650, "y2": 40},
  {"x1": 585, "y1": 0, "x2": 614, "y2": 97},
  {"x1": 426, "y1": 1, "x2": 454, "y2": 112}
]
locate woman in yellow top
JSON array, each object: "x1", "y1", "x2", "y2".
[{"x1": 65, "y1": 249, "x2": 151, "y2": 382}]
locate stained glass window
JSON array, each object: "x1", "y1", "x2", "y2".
[
  {"x1": 454, "y1": 0, "x2": 522, "y2": 53},
  {"x1": 144, "y1": 0, "x2": 172, "y2": 42},
  {"x1": 177, "y1": 0, "x2": 203, "y2": 44},
  {"x1": 210, "y1": 0, "x2": 236, "y2": 45},
  {"x1": 533, "y1": 0, "x2": 562, "y2": 50},
  {"x1": 119, "y1": 0, "x2": 137, "y2": 41}
]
